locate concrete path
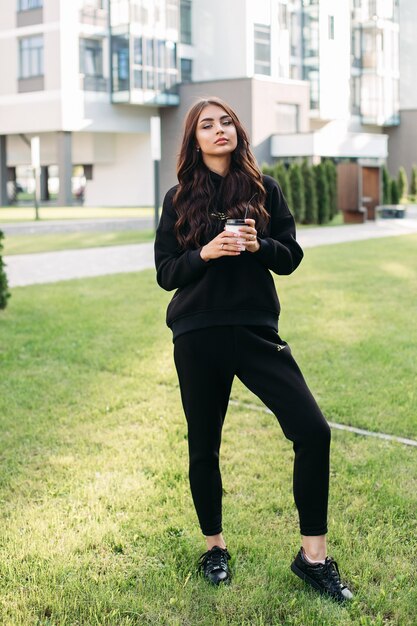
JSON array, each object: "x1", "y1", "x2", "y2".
[
  {"x1": 4, "y1": 218, "x2": 417, "y2": 288},
  {"x1": 1, "y1": 216, "x2": 153, "y2": 235}
]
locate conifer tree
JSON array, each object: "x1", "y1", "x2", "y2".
[
  {"x1": 390, "y1": 178, "x2": 400, "y2": 205},
  {"x1": 397, "y1": 166, "x2": 408, "y2": 201},
  {"x1": 261, "y1": 163, "x2": 274, "y2": 177},
  {"x1": 314, "y1": 163, "x2": 330, "y2": 224},
  {"x1": 382, "y1": 165, "x2": 391, "y2": 204},
  {"x1": 289, "y1": 163, "x2": 306, "y2": 223},
  {"x1": 301, "y1": 159, "x2": 318, "y2": 224},
  {"x1": 0, "y1": 230, "x2": 11, "y2": 310},
  {"x1": 273, "y1": 161, "x2": 293, "y2": 210},
  {"x1": 324, "y1": 159, "x2": 338, "y2": 219},
  {"x1": 410, "y1": 165, "x2": 417, "y2": 201}
]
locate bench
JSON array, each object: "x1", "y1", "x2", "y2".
[{"x1": 376, "y1": 205, "x2": 406, "y2": 219}]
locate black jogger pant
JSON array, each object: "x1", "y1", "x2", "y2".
[{"x1": 173, "y1": 325, "x2": 331, "y2": 537}]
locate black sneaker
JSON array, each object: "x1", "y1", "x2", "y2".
[
  {"x1": 291, "y1": 548, "x2": 353, "y2": 602},
  {"x1": 198, "y1": 546, "x2": 231, "y2": 586}
]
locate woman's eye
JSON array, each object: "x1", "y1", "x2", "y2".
[
  {"x1": 202, "y1": 124, "x2": 212, "y2": 129},
  {"x1": 223, "y1": 120, "x2": 232, "y2": 125}
]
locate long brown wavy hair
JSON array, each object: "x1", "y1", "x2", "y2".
[{"x1": 173, "y1": 97, "x2": 269, "y2": 249}]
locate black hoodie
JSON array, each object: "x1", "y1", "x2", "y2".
[{"x1": 154, "y1": 172, "x2": 303, "y2": 340}]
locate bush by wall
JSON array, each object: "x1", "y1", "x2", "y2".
[
  {"x1": 382, "y1": 166, "x2": 391, "y2": 204},
  {"x1": 397, "y1": 166, "x2": 408, "y2": 201},
  {"x1": 410, "y1": 165, "x2": 417, "y2": 201},
  {"x1": 301, "y1": 159, "x2": 318, "y2": 224},
  {"x1": 390, "y1": 179, "x2": 400, "y2": 205},
  {"x1": 260, "y1": 163, "x2": 275, "y2": 178},
  {"x1": 262, "y1": 159, "x2": 337, "y2": 224},
  {"x1": 0, "y1": 230, "x2": 11, "y2": 310},
  {"x1": 314, "y1": 163, "x2": 330, "y2": 224},
  {"x1": 289, "y1": 163, "x2": 305, "y2": 223},
  {"x1": 323, "y1": 159, "x2": 338, "y2": 220},
  {"x1": 273, "y1": 162, "x2": 293, "y2": 209}
]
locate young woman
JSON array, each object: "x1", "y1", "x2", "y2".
[{"x1": 154, "y1": 97, "x2": 352, "y2": 602}]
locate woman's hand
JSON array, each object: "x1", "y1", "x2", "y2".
[
  {"x1": 200, "y1": 230, "x2": 243, "y2": 261},
  {"x1": 239, "y1": 219, "x2": 260, "y2": 253}
]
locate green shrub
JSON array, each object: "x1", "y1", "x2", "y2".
[
  {"x1": 323, "y1": 159, "x2": 338, "y2": 219},
  {"x1": 314, "y1": 163, "x2": 330, "y2": 224},
  {"x1": 301, "y1": 160, "x2": 318, "y2": 224},
  {"x1": 273, "y1": 161, "x2": 293, "y2": 209},
  {"x1": 289, "y1": 163, "x2": 305, "y2": 223},
  {"x1": 410, "y1": 165, "x2": 417, "y2": 201},
  {"x1": 390, "y1": 178, "x2": 400, "y2": 205},
  {"x1": 0, "y1": 230, "x2": 11, "y2": 310},
  {"x1": 397, "y1": 166, "x2": 408, "y2": 200},
  {"x1": 261, "y1": 162, "x2": 275, "y2": 177},
  {"x1": 382, "y1": 165, "x2": 391, "y2": 204}
]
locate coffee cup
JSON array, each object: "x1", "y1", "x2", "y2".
[{"x1": 225, "y1": 218, "x2": 246, "y2": 251}]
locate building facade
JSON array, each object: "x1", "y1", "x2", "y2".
[
  {"x1": 0, "y1": 0, "x2": 182, "y2": 206},
  {"x1": 387, "y1": 0, "x2": 417, "y2": 175},
  {"x1": 0, "y1": 0, "x2": 404, "y2": 207}
]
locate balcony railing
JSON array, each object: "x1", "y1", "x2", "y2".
[
  {"x1": 80, "y1": 74, "x2": 109, "y2": 92},
  {"x1": 79, "y1": 6, "x2": 108, "y2": 27}
]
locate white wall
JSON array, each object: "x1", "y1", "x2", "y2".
[
  {"x1": 398, "y1": 0, "x2": 417, "y2": 109},
  {"x1": 84, "y1": 133, "x2": 153, "y2": 206},
  {"x1": 318, "y1": 0, "x2": 351, "y2": 121},
  {"x1": 192, "y1": 0, "x2": 249, "y2": 80}
]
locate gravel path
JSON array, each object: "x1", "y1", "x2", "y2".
[{"x1": 4, "y1": 218, "x2": 417, "y2": 288}]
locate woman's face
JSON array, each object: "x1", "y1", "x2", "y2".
[{"x1": 195, "y1": 104, "x2": 238, "y2": 158}]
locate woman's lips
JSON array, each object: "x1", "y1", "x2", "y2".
[{"x1": 215, "y1": 138, "x2": 228, "y2": 144}]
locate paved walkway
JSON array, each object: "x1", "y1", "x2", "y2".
[
  {"x1": 1, "y1": 217, "x2": 153, "y2": 235},
  {"x1": 4, "y1": 217, "x2": 417, "y2": 288}
]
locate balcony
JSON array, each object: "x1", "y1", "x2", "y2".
[
  {"x1": 111, "y1": 29, "x2": 180, "y2": 106},
  {"x1": 80, "y1": 74, "x2": 109, "y2": 92},
  {"x1": 79, "y1": 5, "x2": 108, "y2": 27}
]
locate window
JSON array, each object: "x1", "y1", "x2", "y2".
[
  {"x1": 18, "y1": 0, "x2": 42, "y2": 10},
  {"x1": 278, "y1": 2, "x2": 288, "y2": 29},
  {"x1": 254, "y1": 24, "x2": 271, "y2": 76},
  {"x1": 131, "y1": 35, "x2": 177, "y2": 93},
  {"x1": 351, "y1": 76, "x2": 361, "y2": 115},
  {"x1": 111, "y1": 34, "x2": 129, "y2": 92},
  {"x1": 328, "y1": 15, "x2": 334, "y2": 40},
  {"x1": 80, "y1": 39, "x2": 103, "y2": 76},
  {"x1": 166, "y1": 0, "x2": 179, "y2": 29},
  {"x1": 166, "y1": 40, "x2": 177, "y2": 69},
  {"x1": 134, "y1": 69, "x2": 143, "y2": 89},
  {"x1": 81, "y1": 0, "x2": 105, "y2": 8},
  {"x1": 352, "y1": 27, "x2": 361, "y2": 67},
  {"x1": 180, "y1": 58, "x2": 192, "y2": 83},
  {"x1": 303, "y1": 67, "x2": 319, "y2": 109},
  {"x1": 145, "y1": 38, "x2": 154, "y2": 67},
  {"x1": 180, "y1": 0, "x2": 192, "y2": 44},
  {"x1": 19, "y1": 35, "x2": 43, "y2": 78},
  {"x1": 134, "y1": 37, "x2": 143, "y2": 65}
]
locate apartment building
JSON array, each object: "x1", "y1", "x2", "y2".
[
  {"x1": 160, "y1": 0, "x2": 399, "y2": 200},
  {"x1": 0, "y1": 0, "x2": 181, "y2": 206},
  {"x1": 387, "y1": 0, "x2": 417, "y2": 174},
  {"x1": 0, "y1": 0, "x2": 402, "y2": 207}
]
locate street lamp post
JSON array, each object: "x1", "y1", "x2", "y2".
[
  {"x1": 31, "y1": 136, "x2": 40, "y2": 221},
  {"x1": 151, "y1": 116, "x2": 161, "y2": 232}
]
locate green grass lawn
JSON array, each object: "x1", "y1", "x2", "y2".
[
  {"x1": 0, "y1": 235, "x2": 416, "y2": 625},
  {"x1": 3, "y1": 230, "x2": 155, "y2": 255},
  {"x1": 0, "y1": 206, "x2": 154, "y2": 222}
]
